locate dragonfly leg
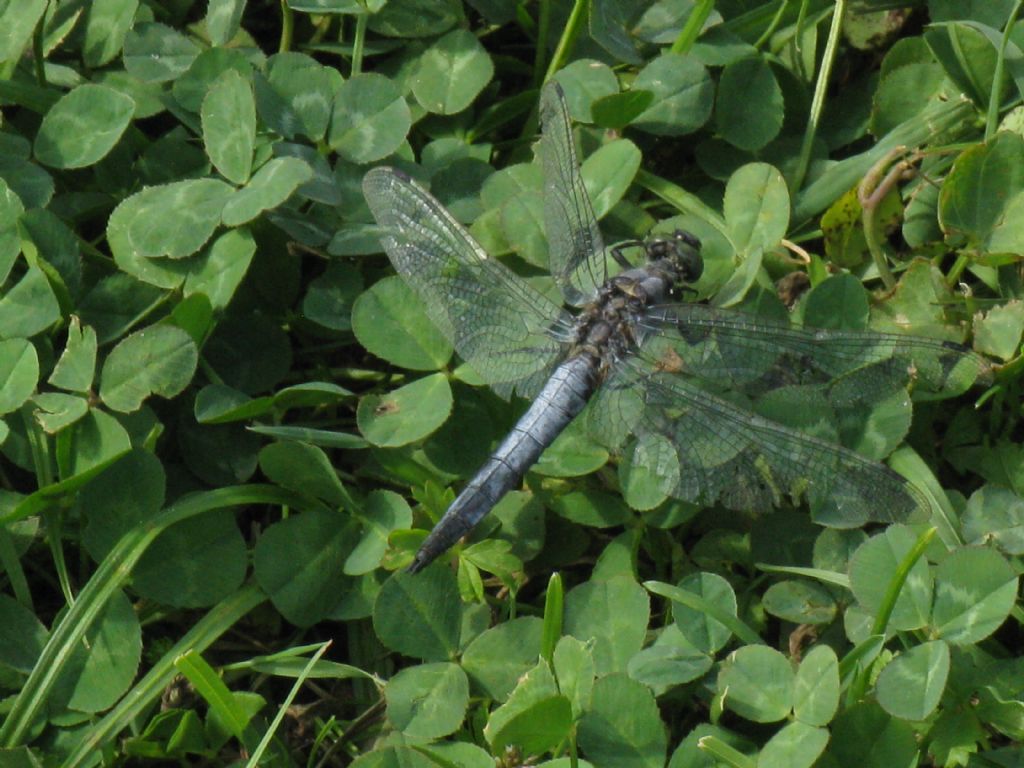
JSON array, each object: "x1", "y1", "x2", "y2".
[{"x1": 611, "y1": 241, "x2": 644, "y2": 269}]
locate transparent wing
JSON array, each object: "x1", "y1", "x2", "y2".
[
  {"x1": 638, "y1": 304, "x2": 991, "y2": 399},
  {"x1": 608, "y1": 360, "x2": 931, "y2": 527},
  {"x1": 363, "y1": 166, "x2": 572, "y2": 399},
  {"x1": 538, "y1": 81, "x2": 607, "y2": 307}
]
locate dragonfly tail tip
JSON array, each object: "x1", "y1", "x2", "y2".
[{"x1": 405, "y1": 552, "x2": 429, "y2": 574}]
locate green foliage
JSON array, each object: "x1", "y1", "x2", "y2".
[
  {"x1": 33, "y1": 85, "x2": 136, "y2": 170},
  {"x1": 0, "y1": 1, "x2": 1022, "y2": 767}
]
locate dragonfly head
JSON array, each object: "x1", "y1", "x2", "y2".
[{"x1": 648, "y1": 229, "x2": 703, "y2": 286}]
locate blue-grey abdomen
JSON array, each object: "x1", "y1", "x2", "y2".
[{"x1": 407, "y1": 354, "x2": 597, "y2": 572}]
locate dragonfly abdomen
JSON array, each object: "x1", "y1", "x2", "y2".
[{"x1": 407, "y1": 353, "x2": 599, "y2": 572}]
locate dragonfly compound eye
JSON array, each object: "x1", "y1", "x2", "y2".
[
  {"x1": 670, "y1": 232, "x2": 703, "y2": 284},
  {"x1": 674, "y1": 230, "x2": 702, "y2": 250}
]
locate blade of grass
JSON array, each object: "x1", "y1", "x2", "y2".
[
  {"x1": 837, "y1": 634, "x2": 885, "y2": 688},
  {"x1": 871, "y1": 527, "x2": 936, "y2": 638},
  {"x1": 889, "y1": 445, "x2": 963, "y2": 550},
  {"x1": 754, "y1": 563, "x2": 851, "y2": 590},
  {"x1": 985, "y1": 0, "x2": 1023, "y2": 139},
  {"x1": 534, "y1": 0, "x2": 552, "y2": 88},
  {"x1": 644, "y1": 580, "x2": 763, "y2": 647},
  {"x1": 671, "y1": 0, "x2": 715, "y2": 54},
  {"x1": 278, "y1": 0, "x2": 293, "y2": 53},
  {"x1": 793, "y1": 96, "x2": 976, "y2": 223},
  {"x1": 245, "y1": 642, "x2": 332, "y2": 768},
  {"x1": 351, "y1": 10, "x2": 367, "y2": 77},
  {"x1": 698, "y1": 735, "x2": 757, "y2": 768},
  {"x1": 0, "y1": 523, "x2": 32, "y2": 609},
  {"x1": 540, "y1": 571, "x2": 564, "y2": 665},
  {"x1": 754, "y1": 0, "x2": 792, "y2": 52},
  {"x1": 0, "y1": 484, "x2": 308, "y2": 748},
  {"x1": 791, "y1": 0, "x2": 845, "y2": 192},
  {"x1": 634, "y1": 169, "x2": 728, "y2": 234},
  {"x1": 176, "y1": 649, "x2": 254, "y2": 741},
  {"x1": 847, "y1": 526, "x2": 937, "y2": 703},
  {"x1": 541, "y1": 0, "x2": 588, "y2": 85},
  {"x1": 59, "y1": 584, "x2": 267, "y2": 768}
]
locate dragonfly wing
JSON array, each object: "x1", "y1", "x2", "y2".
[
  {"x1": 639, "y1": 304, "x2": 990, "y2": 398},
  {"x1": 363, "y1": 166, "x2": 571, "y2": 399},
  {"x1": 538, "y1": 81, "x2": 607, "y2": 307},
  {"x1": 606, "y1": 359, "x2": 930, "y2": 527}
]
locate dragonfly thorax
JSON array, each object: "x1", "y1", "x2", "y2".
[{"x1": 572, "y1": 243, "x2": 699, "y2": 374}]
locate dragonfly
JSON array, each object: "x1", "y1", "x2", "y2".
[{"x1": 363, "y1": 82, "x2": 989, "y2": 574}]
